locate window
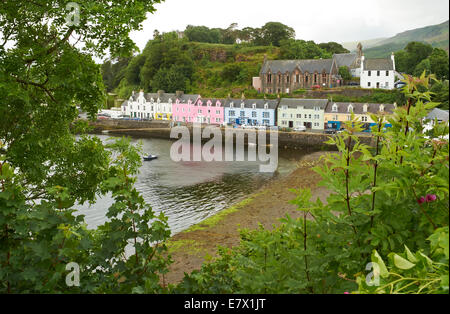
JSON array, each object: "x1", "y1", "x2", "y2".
[
  {"x1": 216, "y1": 101, "x2": 221, "y2": 107},
  {"x1": 286, "y1": 75, "x2": 290, "y2": 83},
  {"x1": 314, "y1": 74, "x2": 317, "y2": 83},
  {"x1": 241, "y1": 103, "x2": 245, "y2": 109},
  {"x1": 282, "y1": 121, "x2": 287, "y2": 125},
  {"x1": 264, "y1": 104, "x2": 268, "y2": 109},
  {"x1": 263, "y1": 112, "x2": 269, "y2": 118},
  {"x1": 361, "y1": 116, "x2": 368, "y2": 122},
  {"x1": 252, "y1": 104, "x2": 256, "y2": 109},
  {"x1": 368, "y1": 71, "x2": 371, "y2": 76},
  {"x1": 230, "y1": 102, "x2": 234, "y2": 108},
  {"x1": 252, "y1": 111, "x2": 257, "y2": 118},
  {"x1": 198, "y1": 109, "x2": 202, "y2": 114},
  {"x1": 229, "y1": 110, "x2": 235, "y2": 116},
  {"x1": 216, "y1": 118, "x2": 220, "y2": 123},
  {"x1": 386, "y1": 71, "x2": 389, "y2": 76},
  {"x1": 332, "y1": 104, "x2": 338, "y2": 112},
  {"x1": 308, "y1": 114, "x2": 312, "y2": 119},
  {"x1": 240, "y1": 111, "x2": 245, "y2": 117},
  {"x1": 282, "y1": 113, "x2": 287, "y2": 118},
  {"x1": 385, "y1": 82, "x2": 389, "y2": 88},
  {"x1": 296, "y1": 114, "x2": 301, "y2": 119},
  {"x1": 216, "y1": 110, "x2": 220, "y2": 115},
  {"x1": 348, "y1": 105, "x2": 353, "y2": 112},
  {"x1": 377, "y1": 71, "x2": 380, "y2": 76},
  {"x1": 267, "y1": 74, "x2": 272, "y2": 83},
  {"x1": 305, "y1": 75, "x2": 309, "y2": 83},
  {"x1": 333, "y1": 115, "x2": 338, "y2": 120},
  {"x1": 379, "y1": 105, "x2": 384, "y2": 112},
  {"x1": 363, "y1": 104, "x2": 368, "y2": 113},
  {"x1": 278, "y1": 74, "x2": 282, "y2": 83},
  {"x1": 314, "y1": 106, "x2": 319, "y2": 111},
  {"x1": 368, "y1": 82, "x2": 371, "y2": 87},
  {"x1": 314, "y1": 114, "x2": 320, "y2": 119},
  {"x1": 322, "y1": 73, "x2": 327, "y2": 82},
  {"x1": 347, "y1": 115, "x2": 351, "y2": 121},
  {"x1": 296, "y1": 74, "x2": 300, "y2": 83}
]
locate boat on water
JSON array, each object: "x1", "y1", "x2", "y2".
[{"x1": 143, "y1": 154, "x2": 158, "y2": 161}]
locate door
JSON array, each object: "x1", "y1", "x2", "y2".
[{"x1": 289, "y1": 121, "x2": 294, "y2": 128}]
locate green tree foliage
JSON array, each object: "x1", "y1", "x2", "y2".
[
  {"x1": 318, "y1": 42, "x2": 350, "y2": 54},
  {"x1": 175, "y1": 74, "x2": 449, "y2": 294},
  {"x1": 151, "y1": 65, "x2": 190, "y2": 93},
  {"x1": 339, "y1": 66, "x2": 353, "y2": 81},
  {"x1": 429, "y1": 48, "x2": 449, "y2": 80},
  {"x1": 0, "y1": 0, "x2": 172, "y2": 293},
  {"x1": 259, "y1": 22, "x2": 295, "y2": 47},
  {"x1": 279, "y1": 39, "x2": 331, "y2": 59},
  {"x1": 414, "y1": 58, "x2": 432, "y2": 77}
]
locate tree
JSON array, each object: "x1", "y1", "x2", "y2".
[
  {"x1": 339, "y1": 66, "x2": 352, "y2": 81},
  {"x1": 414, "y1": 58, "x2": 431, "y2": 77},
  {"x1": 0, "y1": 0, "x2": 171, "y2": 293},
  {"x1": 151, "y1": 65, "x2": 190, "y2": 92},
  {"x1": 279, "y1": 39, "x2": 330, "y2": 60},
  {"x1": 429, "y1": 48, "x2": 449, "y2": 80},
  {"x1": 404, "y1": 41, "x2": 433, "y2": 73},
  {"x1": 319, "y1": 42, "x2": 350, "y2": 54},
  {"x1": 260, "y1": 22, "x2": 295, "y2": 47}
]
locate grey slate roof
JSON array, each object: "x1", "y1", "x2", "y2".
[
  {"x1": 278, "y1": 98, "x2": 329, "y2": 110},
  {"x1": 333, "y1": 53, "x2": 358, "y2": 68},
  {"x1": 260, "y1": 59, "x2": 334, "y2": 75},
  {"x1": 363, "y1": 58, "x2": 394, "y2": 71},
  {"x1": 325, "y1": 102, "x2": 396, "y2": 114},
  {"x1": 124, "y1": 91, "x2": 199, "y2": 106},
  {"x1": 427, "y1": 108, "x2": 449, "y2": 122},
  {"x1": 224, "y1": 98, "x2": 279, "y2": 110}
]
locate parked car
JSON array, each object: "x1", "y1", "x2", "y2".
[
  {"x1": 347, "y1": 82, "x2": 359, "y2": 86},
  {"x1": 312, "y1": 85, "x2": 321, "y2": 89},
  {"x1": 293, "y1": 126, "x2": 306, "y2": 132},
  {"x1": 324, "y1": 128, "x2": 337, "y2": 134},
  {"x1": 395, "y1": 81, "x2": 406, "y2": 89}
]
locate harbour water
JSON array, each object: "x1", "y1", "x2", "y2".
[{"x1": 76, "y1": 134, "x2": 309, "y2": 236}]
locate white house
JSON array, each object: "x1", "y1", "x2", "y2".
[
  {"x1": 277, "y1": 99, "x2": 329, "y2": 130},
  {"x1": 360, "y1": 53, "x2": 396, "y2": 90}
]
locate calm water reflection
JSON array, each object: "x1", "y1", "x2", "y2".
[{"x1": 76, "y1": 134, "x2": 308, "y2": 235}]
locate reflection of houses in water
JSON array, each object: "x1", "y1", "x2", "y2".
[{"x1": 324, "y1": 102, "x2": 396, "y2": 132}]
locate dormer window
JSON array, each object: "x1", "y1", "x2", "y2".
[
  {"x1": 207, "y1": 100, "x2": 212, "y2": 107},
  {"x1": 252, "y1": 103, "x2": 256, "y2": 109},
  {"x1": 363, "y1": 104, "x2": 368, "y2": 113},
  {"x1": 379, "y1": 105, "x2": 384, "y2": 112},
  {"x1": 197, "y1": 100, "x2": 203, "y2": 106},
  {"x1": 241, "y1": 103, "x2": 245, "y2": 109},
  {"x1": 216, "y1": 101, "x2": 221, "y2": 107},
  {"x1": 348, "y1": 104, "x2": 353, "y2": 113},
  {"x1": 150, "y1": 98, "x2": 154, "y2": 104},
  {"x1": 332, "y1": 104, "x2": 338, "y2": 112},
  {"x1": 188, "y1": 99, "x2": 192, "y2": 105},
  {"x1": 264, "y1": 103, "x2": 268, "y2": 110},
  {"x1": 230, "y1": 102, "x2": 234, "y2": 108},
  {"x1": 157, "y1": 98, "x2": 161, "y2": 103},
  {"x1": 176, "y1": 99, "x2": 180, "y2": 104}
]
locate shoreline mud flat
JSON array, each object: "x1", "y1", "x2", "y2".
[{"x1": 164, "y1": 150, "x2": 333, "y2": 285}]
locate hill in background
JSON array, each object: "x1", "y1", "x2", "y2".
[{"x1": 344, "y1": 20, "x2": 449, "y2": 58}]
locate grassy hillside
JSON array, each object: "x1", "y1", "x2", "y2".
[
  {"x1": 353, "y1": 20, "x2": 449, "y2": 58},
  {"x1": 341, "y1": 37, "x2": 387, "y2": 52}
]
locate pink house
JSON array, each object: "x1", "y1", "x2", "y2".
[{"x1": 172, "y1": 97, "x2": 224, "y2": 125}]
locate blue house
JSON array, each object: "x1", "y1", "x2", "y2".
[{"x1": 223, "y1": 98, "x2": 279, "y2": 126}]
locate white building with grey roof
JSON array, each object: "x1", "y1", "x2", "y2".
[
  {"x1": 277, "y1": 99, "x2": 329, "y2": 130},
  {"x1": 360, "y1": 54, "x2": 396, "y2": 90}
]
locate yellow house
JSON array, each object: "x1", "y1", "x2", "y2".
[{"x1": 324, "y1": 102, "x2": 396, "y2": 131}]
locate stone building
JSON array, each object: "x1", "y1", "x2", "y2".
[
  {"x1": 333, "y1": 43, "x2": 363, "y2": 77},
  {"x1": 257, "y1": 57, "x2": 340, "y2": 94}
]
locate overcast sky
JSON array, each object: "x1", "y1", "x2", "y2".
[{"x1": 130, "y1": 0, "x2": 449, "y2": 51}]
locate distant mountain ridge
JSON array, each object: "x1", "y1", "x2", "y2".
[{"x1": 342, "y1": 20, "x2": 449, "y2": 58}]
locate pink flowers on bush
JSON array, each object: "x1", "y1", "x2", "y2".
[{"x1": 417, "y1": 194, "x2": 437, "y2": 205}]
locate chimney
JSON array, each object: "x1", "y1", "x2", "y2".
[
  {"x1": 176, "y1": 90, "x2": 184, "y2": 98},
  {"x1": 157, "y1": 90, "x2": 164, "y2": 97},
  {"x1": 391, "y1": 52, "x2": 396, "y2": 72}
]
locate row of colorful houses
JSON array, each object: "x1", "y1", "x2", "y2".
[{"x1": 121, "y1": 90, "x2": 396, "y2": 132}]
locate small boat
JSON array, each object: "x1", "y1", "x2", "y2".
[{"x1": 143, "y1": 154, "x2": 158, "y2": 161}]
